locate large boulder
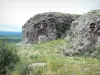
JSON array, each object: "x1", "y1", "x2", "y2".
[
  {"x1": 22, "y1": 12, "x2": 80, "y2": 44},
  {"x1": 66, "y1": 10, "x2": 100, "y2": 54}
]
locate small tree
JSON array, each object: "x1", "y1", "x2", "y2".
[{"x1": 0, "y1": 41, "x2": 19, "y2": 75}]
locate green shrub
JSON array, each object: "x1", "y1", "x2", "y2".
[
  {"x1": 91, "y1": 46, "x2": 100, "y2": 58},
  {"x1": 82, "y1": 46, "x2": 100, "y2": 57},
  {"x1": 56, "y1": 21, "x2": 71, "y2": 38},
  {"x1": 0, "y1": 42, "x2": 19, "y2": 75},
  {"x1": 16, "y1": 62, "x2": 30, "y2": 75},
  {"x1": 95, "y1": 46, "x2": 100, "y2": 52}
]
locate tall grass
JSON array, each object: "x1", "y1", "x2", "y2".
[{"x1": 12, "y1": 39, "x2": 100, "y2": 75}]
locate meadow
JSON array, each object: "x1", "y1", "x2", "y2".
[
  {"x1": 11, "y1": 39, "x2": 100, "y2": 75},
  {"x1": 0, "y1": 31, "x2": 100, "y2": 75}
]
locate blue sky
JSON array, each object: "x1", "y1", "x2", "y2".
[{"x1": 0, "y1": 0, "x2": 100, "y2": 32}]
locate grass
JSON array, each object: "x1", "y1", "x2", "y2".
[
  {"x1": 0, "y1": 37, "x2": 22, "y2": 43},
  {"x1": 11, "y1": 39, "x2": 100, "y2": 75}
]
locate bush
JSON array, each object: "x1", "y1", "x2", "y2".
[
  {"x1": 0, "y1": 42, "x2": 19, "y2": 75},
  {"x1": 81, "y1": 46, "x2": 100, "y2": 57},
  {"x1": 91, "y1": 46, "x2": 100, "y2": 58},
  {"x1": 56, "y1": 21, "x2": 71, "y2": 38},
  {"x1": 16, "y1": 62, "x2": 30, "y2": 75}
]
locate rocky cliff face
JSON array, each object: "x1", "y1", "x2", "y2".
[
  {"x1": 65, "y1": 10, "x2": 100, "y2": 55},
  {"x1": 22, "y1": 12, "x2": 80, "y2": 44}
]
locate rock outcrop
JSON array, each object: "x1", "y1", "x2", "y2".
[
  {"x1": 22, "y1": 12, "x2": 80, "y2": 44},
  {"x1": 66, "y1": 10, "x2": 100, "y2": 55}
]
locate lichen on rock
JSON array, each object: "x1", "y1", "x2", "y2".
[
  {"x1": 65, "y1": 10, "x2": 100, "y2": 55},
  {"x1": 22, "y1": 12, "x2": 80, "y2": 44}
]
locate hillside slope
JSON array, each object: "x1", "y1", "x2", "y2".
[{"x1": 14, "y1": 39, "x2": 100, "y2": 75}]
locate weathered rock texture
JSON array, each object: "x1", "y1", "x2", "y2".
[
  {"x1": 22, "y1": 12, "x2": 80, "y2": 44},
  {"x1": 66, "y1": 10, "x2": 100, "y2": 54}
]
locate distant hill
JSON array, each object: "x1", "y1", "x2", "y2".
[{"x1": 0, "y1": 31, "x2": 22, "y2": 37}]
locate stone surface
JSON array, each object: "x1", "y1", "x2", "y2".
[
  {"x1": 64, "y1": 49, "x2": 80, "y2": 56},
  {"x1": 66, "y1": 10, "x2": 100, "y2": 54},
  {"x1": 38, "y1": 35, "x2": 49, "y2": 44},
  {"x1": 29, "y1": 62, "x2": 47, "y2": 68},
  {"x1": 29, "y1": 62, "x2": 47, "y2": 71},
  {"x1": 22, "y1": 12, "x2": 80, "y2": 44}
]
